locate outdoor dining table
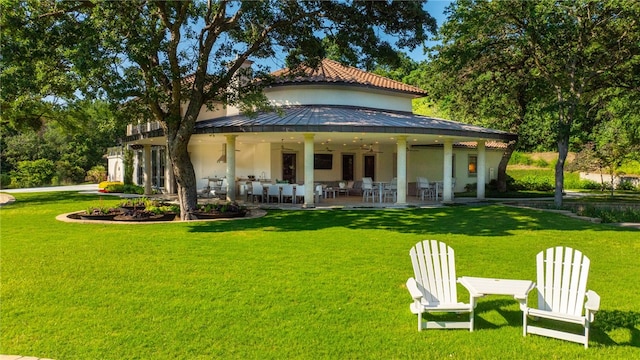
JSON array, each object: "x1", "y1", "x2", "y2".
[
  {"x1": 263, "y1": 183, "x2": 299, "y2": 204},
  {"x1": 374, "y1": 181, "x2": 389, "y2": 203}
]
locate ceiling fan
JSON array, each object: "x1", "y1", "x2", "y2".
[
  {"x1": 362, "y1": 144, "x2": 383, "y2": 154},
  {"x1": 317, "y1": 145, "x2": 334, "y2": 152},
  {"x1": 273, "y1": 139, "x2": 296, "y2": 151},
  {"x1": 350, "y1": 139, "x2": 383, "y2": 153}
]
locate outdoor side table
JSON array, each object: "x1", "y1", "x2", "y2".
[{"x1": 458, "y1": 276, "x2": 535, "y2": 330}]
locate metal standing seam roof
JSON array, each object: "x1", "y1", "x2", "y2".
[{"x1": 193, "y1": 105, "x2": 517, "y2": 141}]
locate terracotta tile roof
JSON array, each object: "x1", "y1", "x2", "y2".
[{"x1": 270, "y1": 59, "x2": 427, "y2": 96}]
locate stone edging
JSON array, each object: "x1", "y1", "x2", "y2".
[
  {"x1": 503, "y1": 203, "x2": 604, "y2": 223},
  {"x1": 56, "y1": 208, "x2": 267, "y2": 224}
]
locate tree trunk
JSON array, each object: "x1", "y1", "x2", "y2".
[
  {"x1": 167, "y1": 131, "x2": 198, "y2": 220},
  {"x1": 555, "y1": 138, "x2": 569, "y2": 207},
  {"x1": 497, "y1": 140, "x2": 517, "y2": 192}
]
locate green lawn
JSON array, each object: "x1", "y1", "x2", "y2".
[{"x1": 1, "y1": 192, "x2": 639, "y2": 359}]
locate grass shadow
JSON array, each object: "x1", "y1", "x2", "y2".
[
  {"x1": 187, "y1": 205, "x2": 638, "y2": 236},
  {"x1": 590, "y1": 310, "x2": 640, "y2": 347},
  {"x1": 472, "y1": 299, "x2": 525, "y2": 330}
]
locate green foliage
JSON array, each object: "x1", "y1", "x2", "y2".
[
  {"x1": 0, "y1": 101, "x2": 125, "y2": 187},
  {"x1": 508, "y1": 169, "x2": 599, "y2": 191},
  {"x1": 0, "y1": 173, "x2": 11, "y2": 188},
  {"x1": 11, "y1": 159, "x2": 55, "y2": 187},
  {"x1": 86, "y1": 165, "x2": 107, "y2": 183},
  {"x1": 619, "y1": 160, "x2": 640, "y2": 175},
  {"x1": 425, "y1": 0, "x2": 640, "y2": 206},
  {"x1": 576, "y1": 206, "x2": 640, "y2": 223},
  {"x1": 508, "y1": 152, "x2": 534, "y2": 166},
  {"x1": 535, "y1": 158, "x2": 549, "y2": 168},
  {"x1": 123, "y1": 148, "x2": 134, "y2": 185},
  {"x1": 54, "y1": 160, "x2": 86, "y2": 185},
  {"x1": 514, "y1": 174, "x2": 554, "y2": 192},
  {"x1": 104, "y1": 183, "x2": 144, "y2": 195}
]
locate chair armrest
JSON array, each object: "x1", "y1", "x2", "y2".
[
  {"x1": 406, "y1": 277, "x2": 423, "y2": 300},
  {"x1": 585, "y1": 290, "x2": 600, "y2": 312}
]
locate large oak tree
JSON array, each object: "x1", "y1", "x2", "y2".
[{"x1": 3, "y1": 1, "x2": 436, "y2": 218}]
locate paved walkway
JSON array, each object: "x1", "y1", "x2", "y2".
[{"x1": 0, "y1": 356, "x2": 54, "y2": 360}]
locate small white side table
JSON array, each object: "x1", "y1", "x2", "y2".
[{"x1": 458, "y1": 276, "x2": 535, "y2": 330}]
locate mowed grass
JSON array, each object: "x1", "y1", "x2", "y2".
[{"x1": 1, "y1": 192, "x2": 639, "y2": 359}]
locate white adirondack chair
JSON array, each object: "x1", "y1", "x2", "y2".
[
  {"x1": 406, "y1": 240, "x2": 473, "y2": 331},
  {"x1": 523, "y1": 246, "x2": 600, "y2": 348}
]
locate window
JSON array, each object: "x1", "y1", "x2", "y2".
[
  {"x1": 468, "y1": 155, "x2": 477, "y2": 177},
  {"x1": 314, "y1": 153, "x2": 333, "y2": 169}
]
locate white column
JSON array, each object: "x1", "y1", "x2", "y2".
[
  {"x1": 226, "y1": 135, "x2": 237, "y2": 201},
  {"x1": 477, "y1": 140, "x2": 486, "y2": 199},
  {"x1": 143, "y1": 144, "x2": 152, "y2": 195},
  {"x1": 303, "y1": 133, "x2": 315, "y2": 208},
  {"x1": 442, "y1": 139, "x2": 453, "y2": 203},
  {"x1": 165, "y1": 148, "x2": 175, "y2": 194},
  {"x1": 396, "y1": 136, "x2": 407, "y2": 205}
]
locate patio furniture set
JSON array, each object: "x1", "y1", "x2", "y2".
[
  {"x1": 406, "y1": 240, "x2": 600, "y2": 348},
  {"x1": 245, "y1": 181, "x2": 351, "y2": 204}
]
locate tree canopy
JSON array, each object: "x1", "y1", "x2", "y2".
[{"x1": 421, "y1": 0, "x2": 640, "y2": 205}]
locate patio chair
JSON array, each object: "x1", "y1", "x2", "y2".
[
  {"x1": 382, "y1": 178, "x2": 397, "y2": 202},
  {"x1": 295, "y1": 184, "x2": 305, "y2": 204},
  {"x1": 281, "y1": 184, "x2": 295, "y2": 203},
  {"x1": 362, "y1": 177, "x2": 375, "y2": 202},
  {"x1": 250, "y1": 182, "x2": 264, "y2": 203},
  {"x1": 416, "y1": 177, "x2": 433, "y2": 200},
  {"x1": 266, "y1": 184, "x2": 281, "y2": 203},
  {"x1": 523, "y1": 246, "x2": 600, "y2": 348},
  {"x1": 406, "y1": 240, "x2": 474, "y2": 331}
]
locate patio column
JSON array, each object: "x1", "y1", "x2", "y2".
[
  {"x1": 226, "y1": 135, "x2": 237, "y2": 201},
  {"x1": 303, "y1": 133, "x2": 315, "y2": 208},
  {"x1": 396, "y1": 136, "x2": 407, "y2": 205},
  {"x1": 143, "y1": 144, "x2": 152, "y2": 195},
  {"x1": 442, "y1": 139, "x2": 453, "y2": 203},
  {"x1": 477, "y1": 140, "x2": 486, "y2": 199},
  {"x1": 165, "y1": 148, "x2": 176, "y2": 194}
]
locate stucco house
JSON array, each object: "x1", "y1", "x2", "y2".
[{"x1": 111, "y1": 59, "x2": 516, "y2": 206}]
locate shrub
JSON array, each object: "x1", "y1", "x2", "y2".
[
  {"x1": 580, "y1": 180, "x2": 601, "y2": 190},
  {"x1": 464, "y1": 183, "x2": 477, "y2": 192},
  {"x1": 508, "y1": 151, "x2": 533, "y2": 166},
  {"x1": 513, "y1": 174, "x2": 554, "y2": 191},
  {"x1": 104, "y1": 183, "x2": 144, "y2": 194},
  {"x1": 55, "y1": 160, "x2": 85, "y2": 184},
  {"x1": 534, "y1": 158, "x2": 549, "y2": 168},
  {"x1": 617, "y1": 180, "x2": 636, "y2": 191},
  {"x1": 99, "y1": 181, "x2": 123, "y2": 190},
  {"x1": 86, "y1": 165, "x2": 108, "y2": 183},
  {"x1": 0, "y1": 173, "x2": 12, "y2": 189},
  {"x1": 11, "y1": 159, "x2": 55, "y2": 187}
]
